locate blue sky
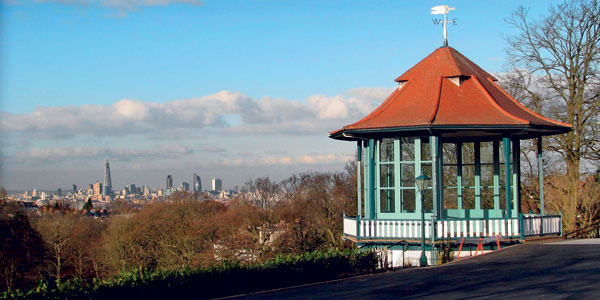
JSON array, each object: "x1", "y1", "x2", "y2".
[{"x1": 0, "y1": 0, "x2": 560, "y2": 191}]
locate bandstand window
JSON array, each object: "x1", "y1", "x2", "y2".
[
  {"x1": 379, "y1": 138, "x2": 395, "y2": 213},
  {"x1": 376, "y1": 137, "x2": 433, "y2": 216},
  {"x1": 420, "y1": 137, "x2": 433, "y2": 211},
  {"x1": 443, "y1": 143, "x2": 458, "y2": 209},
  {"x1": 441, "y1": 140, "x2": 514, "y2": 215},
  {"x1": 480, "y1": 141, "x2": 495, "y2": 209},
  {"x1": 461, "y1": 142, "x2": 475, "y2": 209},
  {"x1": 400, "y1": 137, "x2": 415, "y2": 211}
]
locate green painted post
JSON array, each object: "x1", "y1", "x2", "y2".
[
  {"x1": 493, "y1": 141, "x2": 500, "y2": 211},
  {"x1": 456, "y1": 142, "x2": 463, "y2": 216},
  {"x1": 415, "y1": 139, "x2": 422, "y2": 218},
  {"x1": 420, "y1": 189, "x2": 427, "y2": 267},
  {"x1": 474, "y1": 141, "x2": 481, "y2": 213},
  {"x1": 357, "y1": 142, "x2": 362, "y2": 218},
  {"x1": 432, "y1": 136, "x2": 443, "y2": 219},
  {"x1": 512, "y1": 139, "x2": 521, "y2": 218},
  {"x1": 537, "y1": 137, "x2": 545, "y2": 216},
  {"x1": 503, "y1": 138, "x2": 512, "y2": 220},
  {"x1": 369, "y1": 139, "x2": 376, "y2": 219}
]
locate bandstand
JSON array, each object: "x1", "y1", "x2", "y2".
[{"x1": 330, "y1": 46, "x2": 571, "y2": 266}]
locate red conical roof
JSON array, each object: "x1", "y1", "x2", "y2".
[{"x1": 330, "y1": 47, "x2": 571, "y2": 141}]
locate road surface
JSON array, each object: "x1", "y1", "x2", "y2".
[{"x1": 230, "y1": 239, "x2": 600, "y2": 299}]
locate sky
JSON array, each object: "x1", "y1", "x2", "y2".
[{"x1": 0, "y1": 0, "x2": 561, "y2": 191}]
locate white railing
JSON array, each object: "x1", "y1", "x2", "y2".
[
  {"x1": 343, "y1": 217, "x2": 357, "y2": 237},
  {"x1": 522, "y1": 215, "x2": 561, "y2": 236},
  {"x1": 436, "y1": 218, "x2": 520, "y2": 238},
  {"x1": 343, "y1": 214, "x2": 562, "y2": 240},
  {"x1": 358, "y1": 219, "x2": 433, "y2": 239}
]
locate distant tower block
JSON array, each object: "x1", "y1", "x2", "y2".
[
  {"x1": 211, "y1": 178, "x2": 222, "y2": 191},
  {"x1": 104, "y1": 160, "x2": 113, "y2": 196},
  {"x1": 193, "y1": 173, "x2": 202, "y2": 193},
  {"x1": 93, "y1": 181, "x2": 102, "y2": 196},
  {"x1": 167, "y1": 175, "x2": 173, "y2": 190},
  {"x1": 72, "y1": 184, "x2": 77, "y2": 194}
]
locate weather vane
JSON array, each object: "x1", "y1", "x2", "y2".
[{"x1": 431, "y1": 5, "x2": 456, "y2": 46}]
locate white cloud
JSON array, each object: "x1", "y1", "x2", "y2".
[
  {"x1": 1, "y1": 88, "x2": 388, "y2": 189},
  {"x1": 114, "y1": 99, "x2": 151, "y2": 121},
  {"x1": 14, "y1": 145, "x2": 193, "y2": 161},
  {"x1": 1, "y1": 88, "x2": 388, "y2": 139},
  {"x1": 218, "y1": 153, "x2": 352, "y2": 168}
]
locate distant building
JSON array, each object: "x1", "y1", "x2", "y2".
[
  {"x1": 57, "y1": 188, "x2": 62, "y2": 197},
  {"x1": 193, "y1": 173, "x2": 202, "y2": 193},
  {"x1": 127, "y1": 184, "x2": 136, "y2": 195},
  {"x1": 181, "y1": 182, "x2": 190, "y2": 191},
  {"x1": 72, "y1": 184, "x2": 77, "y2": 194},
  {"x1": 167, "y1": 175, "x2": 173, "y2": 190},
  {"x1": 211, "y1": 178, "x2": 222, "y2": 191},
  {"x1": 93, "y1": 181, "x2": 103, "y2": 195},
  {"x1": 104, "y1": 160, "x2": 113, "y2": 196}
]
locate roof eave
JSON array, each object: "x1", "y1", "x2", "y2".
[{"x1": 329, "y1": 124, "x2": 572, "y2": 141}]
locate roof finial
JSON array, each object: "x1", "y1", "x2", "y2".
[{"x1": 431, "y1": 5, "x2": 456, "y2": 47}]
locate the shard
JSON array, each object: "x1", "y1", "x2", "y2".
[{"x1": 104, "y1": 160, "x2": 113, "y2": 196}]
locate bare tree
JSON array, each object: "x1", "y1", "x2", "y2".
[
  {"x1": 244, "y1": 176, "x2": 280, "y2": 213},
  {"x1": 504, "y1": 0, "x2": 600, "y2": 178},
  {"x1": 34, "y1": 213, "x2": 79, "y2": 284}
]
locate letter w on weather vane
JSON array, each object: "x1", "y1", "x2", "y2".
[{"x1": 431, "y1": 5, "x2": 457, "y2": 46}]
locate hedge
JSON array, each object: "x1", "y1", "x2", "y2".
[{"x1": 1, "y1": 249, "x2": 378, "y2": 299}]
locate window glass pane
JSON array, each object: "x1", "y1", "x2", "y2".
[
  {"x1": 379, "y1": 165, "x2": 394, "y2": 188},
  {"x1": 462, "y1": 188, "x2": 475, "y2": 209},
  {"x1": 499, "y1": 187, "x2": 506, "y2": 209},
  {"x1": 421, "y1": 164, "x2": 432, "y2": 180},
  {"x1": 402, "y1": 189, "x2": 415, "y2": 211},
  {"x1": 480, "y1": 142, "x2": 493, "y2": 164},
  {"x1": 481, "y1": 188, "x2": 494, "y2": 209},
  {"x1": 400, "y1": 137, "x2": 415, "y2": 161},
  {"x1": 443, "y1": 166, "x2": 457, "y2": 187},
  {"x1": 380, "y1": 189, "x2": 395, "y2": 213},
  {"x1": 380, "y1": 138, "x2": 394, "y2": 162},
  {"x1": 462, "y1": 165, "x2": 475, "y2": 187},
  {"x1": 499, "y1": 165, "x2": 505, "y2": 186},
  {"x1": 462, "y1": 142, "x2": 475, "y2": 164},
  {"x1": 481, "y1": 165, "x2": 494, "y2": 187},
  {"x1": 444, "y1": 188, "x2": 458, "y2": 209},
  {"x1": 499, "y1": 141, "x2": 511, "y2": 163},
  {"x1": 421, "y1": 137, "x2": 431, "y2": 161},
  {"x1": 443, "y1": 143, "x2": 457, "y2": 164},
  {"x1": 423, "y1": 189, "x2": 433, "y2": 211},
  {"x1": 401, "y1": 164, "x2": 415, "y2": 187}
]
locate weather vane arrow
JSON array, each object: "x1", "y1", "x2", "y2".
[{"x1": 431, "y1": 5, "x2": 456, "y2": 46}]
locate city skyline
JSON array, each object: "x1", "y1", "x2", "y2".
[{"x1": 0, "y1": 0, "x2": 562, "y2": 190}]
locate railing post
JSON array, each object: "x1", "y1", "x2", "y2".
[
  {"x1": 431, "y1": 216, "x2": 436, "y2": 245},
  {"x1": 540, "y1": 215, "x2": 544, "y2": 236},
  {"x1": 560, "y1": 212, "x2": 563, "y2": 237},
  {"x1": 356, "y1": 215, "x2": 360, "y2": 242},
  {"x1": 519, "y1": 213, "x2": 524, "y2": 241}
]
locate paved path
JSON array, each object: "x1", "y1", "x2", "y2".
[{"x1": 231, "y1": 240, "x2": 600, "y2": 299}]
